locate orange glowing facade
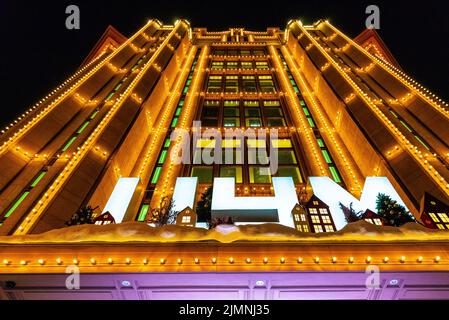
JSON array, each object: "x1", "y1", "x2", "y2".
[{"x1": 0, "y1": 19, "x2": 449, "y2": 236}]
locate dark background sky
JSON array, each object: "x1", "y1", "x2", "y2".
[{"x1": 0, "y1": 0, "x2": 448, "y2": 127}]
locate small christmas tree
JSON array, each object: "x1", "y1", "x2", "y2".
[
  {"x1": 340, "y1": 202, "x2": 363, "y2": 223},
  {"x1": 65, "y1": 205, "x2": 98, "y2": 227},
  {"x1": 376, "y1": 193, "x2": 415, "y2": 227},
  {"x1": 196, "y1": 187, "x2": 213, "y2": 223},
  {"x1": 149, "y1": 197, "x2": 179, "y2": 227}
]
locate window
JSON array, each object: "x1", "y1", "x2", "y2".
[
  {"x1": 225, "y1": 76, "x2": 239, "y2": 93},
  {"x1": 211, "y1": 61, "x2": 224, "y2": 69},
  {"x1": 242, "y1": 61, "x2": 253, "y2": 69},
  {"x1": 324, "y1": 225, "x2": 335, "y2": 232},
  {"x1": 311, "y1": 216, "x2": 320, "y2": 224},
  {"x1": 224, "y1": 118, "x2": 240, "y2": 127},
  {"x1": 207, "y1": 76, "x2": 222, "y2": 93},
  {"x1": 365, "y1": 219, "x2": 373, "y2": 224},
  {"x1": 314, "y1": 225, "x2": 324, "y2": 233},
  {"x1": 248, "y1": 148, "x2": 269, "y2": 165},
  {"x1": 263, "y1": 100, "x2": 280, "y2": 107},
  {"x1": 191, "y1": 167, "x2": 213, "y2": 183},
  {"x1": 256, "y1": 61, "x2": 269, "y2": 69},
  {"x1": 249, "y1": 167, "x2": 271, "y2": 183},
  {"x1": 223, "y1": 108, "x2": 239, "y2": 117},
  {"x1": 244, "y1": 100, "x2": 260, "y2": 107},
  {"x1": 322, "y1": 216, "x2": 332, "y2": 224},
  {"x1": 437, "y1": 224, "x2": 445, "y2": 230},
  {"x1": 246, "y1": 118, "x2": 262, "y2": 127},
  {"x1": 278, "y1": 150, "x2": 297, "y2": 164},
  {"x1": 138, "y1": 204, "x2": 150, "y2": 222},
  {"x1": 276, "y1": 167, "x2": 303, "y2": 184},
  {"x1": 373, "y1": 219, "x2": 382, "y2": 226},
  {"x1": 226, "y1": 61, "x2": 238, "y2": 69},
  {"x1": 151, "y1": 167, "x2": 162, "y2": 184},
  {"x1": 204, "y1": 100, "x2": 220, "y2": 107},
  {"x1": 429, "y1": 213, "x2": 439, "y2": 222},
  {"x1": 303, "y1": 225, "x2": 309, "y2": 232},
  {"x1": 254, "y1": 50, "x2": 265, "y2": 56},
  {"x1": 438, "y1": 213, "x2": 449, "y2": 223},
  {"x1": 224, "y1": 100, "x2": 239, "y2": 107},
  {"x1": 220, "y1": 165, "x2": 243, "y2": 182},
  {"x1": 271, "y1": 139, "x2": 292, "y2": 148},
  {"x1": 301, "y1": 214, "x2": 306, "y2": 221},
  {"x1": 313, "y1": 201, "x2": 319, "y2": 206},
  {"x1": 319, "y1": 208, "x2": 329, "y2": 215},
  {"x1": 182, "y1": 216, "x2": 191, "y2": 224},
  {"x1": 266, "y1": 118, "x2": 286, "y2": 127},
  {"x1": 294, "y1": 214, "x2": 300, "y2": 222},
  {"x1": 242, "y1": 76, "x2": 257, "y2": 92},
  {"x1": 296, "y1": 225, "x2": 302, "y2": 231},
  {"x1": 264, "y1": 108, "x2": 283, "y2": 117},
  {"x1": 241, "y1": 50, "x2": 251, "y2": 56},
  {"x1": 259, "y1": 75, "x2": 276, "y2": 93},
  {"x1": 309, "y1": 208, "x2": 318, "y2": 214}
]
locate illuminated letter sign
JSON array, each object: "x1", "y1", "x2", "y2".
[
  {"x1": 102, "y1": 177, "x2": 140, "y2": 223},
  {"x1": 309, "y1": 176, "x2": 409, "y2": 230}
]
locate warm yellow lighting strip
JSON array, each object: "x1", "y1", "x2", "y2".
[
  {"x1": 136, "y1": 46, "x2": 196, "y2": 185},
  {"x1": 13, "y1": 23, "x2": 187, "y2": 235},
  {"x1": 0, "y1": 50, "x2": 110, "y2": 137},
  {"x1": 281, "y1": 46, "x2": 363, "y2": 194},
  {"x1": 323, "y1": 21, "x2": 449, "y2": 117},
  {"x1": 158, "y1": 46, "x2": 209, "y2": 200},
  {"x1": 294, "y1": 21, "x2": 449, "y2": 196},
  {"x1": 0, "y1": 254, "x2": 446, "y2": 273},
  {"x1": 269, "y1": 46, "x2": 327, "y2": 176},
  {"x1": 0, "y1": 20, "x2": 159, "y2": 157}
]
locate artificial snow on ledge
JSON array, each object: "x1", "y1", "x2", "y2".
[{"x1": 0, "y1": 221, "x2": 448, "y2": 244}]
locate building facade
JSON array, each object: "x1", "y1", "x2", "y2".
[{"x1": 0, "y1": 19, "x2": 448, "y2": 236}]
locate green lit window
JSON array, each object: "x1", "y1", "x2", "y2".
[
  {"x1": 302, "y1": 108, "x2": 310, "y2": 116},
  {"x1": 317, "y1": 138, "x2": 325, "y2": 148},
  {"x1": 249, "y1": 167, "x2": 271, "y2": 184},
  {"x1": 164, "y1": 138, "x2": 171, "y2": 148},
  {"x1": 220, "y1": 166, "x2": 243, "y2": 183},
  {"x1": 106, "y1": 92, "x2": 115, "y2": 100},
  {"x1": 322, "y1": 150, "x2": 332, "y2": 164},
  {"x1": 329, "y1": 166, "x2": 342, "y2": 183},
  {"x1": 62, "y1": 136, "x2": 77, "y2": 152},
  {"x1": 183, "y1": 86, "x2": 189, "y2": 94},
  {"x1": 307, "y1": 118, "x2": 316, "y2": 128},
  {"x1": 191, "y1": 166, "x2": 213, "y2": 183},
  {"x1": 158, "y1": 150, "x2": 168, "y2": 164},
  {"x1": 77, "y1": 121, "x2": 90, "y2": 134},
  {"x1": 151, "y1": 167, "x2": 162, "y2": 184},
  {"x1": 30, "y1": 171, "x2": 47, "y2": 188},
  {"x1": 90, "y1": 110, "x2": 99, "y2": 119},
  {"x1": 178, "y1": 99, "x2": 185, "y2": 107},
  {"x1": 171, "y1": 118, "x2": 179, "y2": 128},
  {"x1": 138, "y1": 204, "x2": 150, "y2": 222},
  {"x1": 175, "y1": 108, "x2": 182, "y2": 116},
  {"x1": 4, "y1": 192, "x2": 30, "y2": 218},
  {"x1": 114, "y1": 83, "x2": 123, "y2": 92}
]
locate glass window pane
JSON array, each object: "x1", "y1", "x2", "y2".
[
  {"x1": 220, "y1": 166, "x2": 243, "y2": 183},
  {"x1": 267, "y1": 118, "x2": 286, "y2": 127},
  {"x1": 204, "y1": 107, "x2": 219, "y2": 117},
  {"x1": 277, "y1": 166, "x2": 303, "y2": 184},
  {"x1": 278, "y1": 150, "x2": 297, "y2": 164},
  {"x1": 249, "y1": 167, "x2": 271, "y2": 183},
  {"x1": 243, "y1": 100, "x2": 260, "y2": 107},
  {"x1": 246, "y1": 118, "x2": 262, "y2": 127},
  {"x1": 224, "y1": 100, "x2": 239, "y2": 107},
  {"x1": 224, "y1": 118, "x2": 240, "y2": 127},
  {"x1": 263, "y1": 108, "x2": 283, "y2": 117},
  {"x1": 248, "y1": 149, "x2": 269, "y2": 165},
  {"x1": 245, "y1": 108, "x2": 261, "y2": 117},
  {"x1": 191, "y1": 167, "x2": 213, "y2": 183},
  {"x1": 271, "y1": 139, "x2": 292, "y2": 148},
  {"x1": 223, "y1": 108, "x2": 239, "y2": 117}
]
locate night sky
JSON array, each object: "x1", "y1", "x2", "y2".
[{"x1": 1, "y1": 0, "x2": 448, "y2": 127}]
